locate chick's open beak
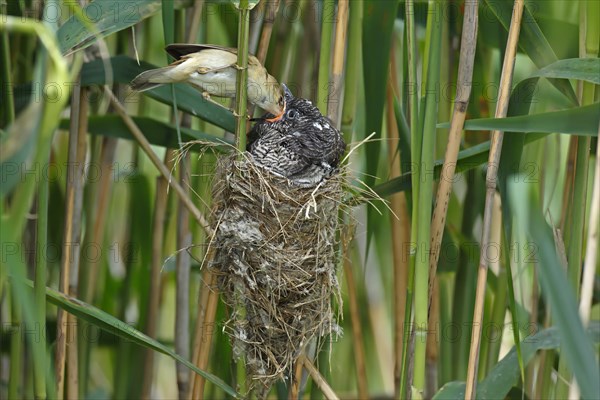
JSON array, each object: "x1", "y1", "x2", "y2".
[{"x1": 265, "y1": 99, "x2": 286, "y2": 122}]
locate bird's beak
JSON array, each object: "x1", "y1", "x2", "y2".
[
  {"x1": 265, "y1": 98, "x2": 286, "y2": 122},
  {"x1": 282, "y1": 83, "x2": 293, "y2": 98}
]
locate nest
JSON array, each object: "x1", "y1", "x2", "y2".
[{"x1": 208, "y1": 152, "x2": 346, "y2": 392}]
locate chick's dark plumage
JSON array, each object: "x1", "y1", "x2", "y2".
[{"x1": 247, "y1": 87, "x2": 346, "y2": 187}]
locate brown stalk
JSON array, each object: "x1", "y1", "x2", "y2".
[
  {"x1": 56, "y1": 83, "x2": 88, "y2": 398},
  {"x1": 186, "y1": 0, "x2": 204, "y2": 44},
  {"x1": 326, "y1": 0, "x2": 349, "y2": 127},
  {"x1": 256, "y1": 0, "x2": 280, "y2": 64},
  {"x1": 343, "y1": 255, "x2": 369, "y2": 399},
  {"x1": 464, "y1": 1, "x2": 525, "y2": 398},
  {"x1": 188, "y1": 267, "x2": 211, "y2": 400},
  {"x1": 289, "y1": 359, "x2": 303, "y2": 400},
  {"x1": 54, "y1": 100, "x2": 78, "y2": 399},
  {"x1": 188, "y1": 265, "x2": 217, "y2": 400},
  {"x1": 141, "y1": 173, "x2": 171, "y2": 400},
  {"x1": 426, "y1": 280, "x2": 440, "y2": 398},
  {"x1": 65, "y1": 314, "x2": 79, "y2": 399},
  {"x1": 386, "y1": 77, "x2": 410, "y2": 398},
  {"x1": 301, "y1": 355, "x2": 340, "y2": 400},
  {"x1": 83, "y1": 137, "x2": 117, "y2": 303},
  {"x1": 247, "y1": 0, "x2": 279, "y2": 120},
  {"x1": 172, "y1": 8, "x2": 205, "y2": 399},
  {"x1": 190, "y1": 263, "x2": 218, "y2": 400},
  {"x1": 428, "y1": 0, "x2": 479, "y2": 312}
]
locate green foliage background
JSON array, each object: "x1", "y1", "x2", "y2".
[{"x1": 1, "y1": 1, "x2": 598, "y2": 399}]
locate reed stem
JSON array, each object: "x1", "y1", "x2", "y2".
[
  {"x1": 317, "y1": 0, "x2": 335, "y2": 114},
  {"x1": 465, "y1": 1, "x2": 524, "y2": 397},
  {"x1": 399, "y1": 1, "x2": 420, "y2": 396},
  {"x1": 235, "y1": 0, "x2": 251, "y2": 152},
  {"x1": 327, "y1": 0, "x2": 348, "y2": 127},
  {"x1": 412, "y1": 1, "x2": 442, "y2": 393}
]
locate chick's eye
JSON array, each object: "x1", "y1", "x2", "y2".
[{"x1": 287, "y1": 109, "x2": 299, "y2": 119}]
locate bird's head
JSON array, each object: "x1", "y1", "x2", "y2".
[
  {"x1": 265, "y1": 84, "x2": 286, "y2": 121},
  {"x1": 255, "y1": 84, "x2": 326, "y2": 129},
  {"x1": 251, "y1": 80, "x2": 286, "y2": 120},
  {"x1": 250, "y1": 84, "x2": 345, "y2": 160},
  {"x1": 247, "y1": 84, "x2": 346, "y2": 171}
]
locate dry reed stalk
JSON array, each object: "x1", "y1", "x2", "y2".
[
  {"x1": 464, "y1": 1, "x2": 525, "y2": 398},
  {"x1": 386, "y1": 78, "x2": 410, "y2": 398},
  {"x1": 54, "y1": 98, "x2": 79, "y2": 399},
  {"x1": 247, "y1": 0, "x2": 280, "y2": 120},
  {"x1": 56, "y1": 82, "x2": 87, "y2": 398},
  {"x1": 301, "y1": 354, "x2": 340, "y2": 400},
  {"x1": 83, "y1": 137, "x2": 117, "y2": 302},
  {"x1": 428, "y1": 0, "x2": 479, "y2": 312},
  {"x1": 327, "y1": 0, "x2": 349, "y2": 128},
  {"x1": 185, "y1": 0, "x2": 203, "y2": 44},
  {"x1": 426, "y1": 280, "x2": 440, "y2": 398},
  {"x1": 141, "y1": 175, "x2": 170, "y2": 399},
  {"x1": 187, "y1": 260, "x2": 217, "y2": 400},
  {"x1": 343, "y1": 255, "x2": 368, "y2": 399},
  {"x1": 289, "y1": 361, "x2": 303, "y2": 400},
  {"x1": 66, "y1": 311, "x2": 79, "y2": 399},
  {"x1": 256, "y1": 0, "x2": 280, "y2": 64},
  {"x1": 191, "y1": 267, "x2": 219, "y2": 399}
]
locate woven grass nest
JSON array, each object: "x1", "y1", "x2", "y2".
[{"x1": 208, "y1": 152, "x2": 347, "y2": 392}]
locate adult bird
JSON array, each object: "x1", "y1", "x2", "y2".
[
  {"x1": 130, "y1": 44, "x2": 285, "y2": 120},
  {"x1": 247, "y1": 85, "x2": 346, "y2": 187}
]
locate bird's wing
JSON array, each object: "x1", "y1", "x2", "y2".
[
  {"x1": 165, "y1": 43, "x2": 238, "y2": 59},
  {"x1": 166, "y1": 44, "x2": 261, "y2": 76},
  {"x1": 179, "y1": 50, "x2": 239, "y2": 75},
  {"x1": 288, "y1": 127, "x2": 345, "y2": 170},
  {"x1": 166, "y1": 44, "x2": 262, "y2": 67}
]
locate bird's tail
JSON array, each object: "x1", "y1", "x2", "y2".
[{"x1": 130, "y1": 66, "x2": 178, "y2": 92}]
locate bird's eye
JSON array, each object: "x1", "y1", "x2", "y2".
[{"x1": 286, "y1": 109, "x2": 299, "y2": 119}]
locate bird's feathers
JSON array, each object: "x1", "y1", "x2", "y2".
[
  {"x1": 130, "y1": 43, "x2": 285, "y2": 116},
  {"x1": 130, "y1": 67, "x2": 177, "y2": 91},
  {"x1": 166, "y1": 43, "x2": 261, "y2": 66},
  {"x1": 130, "y1": 51, "x2": 239, "y2": 95},
  {"x1": 247, "y1": 90, "x2": 345, "y2": 187},
  {"x1": 165, "y1": 43, "x2": 237, "y2": 60},
  {"x1": 182, "y1": 50, "x2": 238, "y2": 74}
]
